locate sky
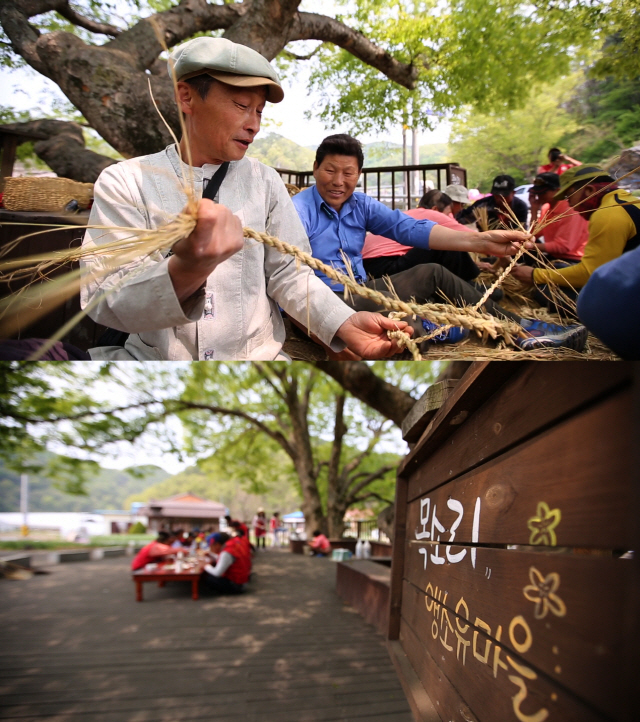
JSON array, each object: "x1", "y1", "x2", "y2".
[{"x1": 0, "y1": 56, "x2": 451, "y2": 150}]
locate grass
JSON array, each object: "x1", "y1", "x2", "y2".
[{"x1": 0, "y1": 534, "x2": 153, "y2": 551}]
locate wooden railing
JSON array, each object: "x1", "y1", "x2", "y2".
[{"x1": 275, "y1": 162, "x2": 467, "y2": 210}]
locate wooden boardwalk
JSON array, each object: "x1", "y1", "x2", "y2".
[{"x1": 0, "y1": 550, "x2": 412, "y2": 722}]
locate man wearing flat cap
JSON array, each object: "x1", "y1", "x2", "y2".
[{"x1": 81, "y1": 37, "x2": 411, "y2": 360}]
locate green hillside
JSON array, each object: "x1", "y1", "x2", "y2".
[
  {"x1": 247, "y1": 132, "x2": 315, "y2": 170},
  {"x1": 124, "y1": 465, "x2": 301, "y2": 525},
  {"x1": 0, "y1": 457, "x2": 170, "y2": 512},
  {"x1": 247, "y1": 133, "x2": 450, "y2": 171}
]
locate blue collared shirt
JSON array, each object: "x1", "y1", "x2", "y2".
[{"x1": 292, "y1": 185, "x2": 436, "y2": 291}]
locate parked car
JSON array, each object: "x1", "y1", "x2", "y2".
[{"x1": 515, "y1": 184, "x2": 533, "y2": 209}]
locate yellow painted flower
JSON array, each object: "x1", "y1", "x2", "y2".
[
  {"x1": 523, "y1": 566, "x2": 567, "y2": 619},
  {"x1": 527, "y1": 501, "x2": 561, "y2": 546}
]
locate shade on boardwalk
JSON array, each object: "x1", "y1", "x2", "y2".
[{"x1": 0, "y1": 550, "x2": 412, "y2": 722}]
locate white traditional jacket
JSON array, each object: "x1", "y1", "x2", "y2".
[{"x1": 81, "y1": 145, "x2": 354, "y2": 360}]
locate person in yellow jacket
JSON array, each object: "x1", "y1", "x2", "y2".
[{"x1": 512, "y1": 165, "x2": 639, "y2": 308}]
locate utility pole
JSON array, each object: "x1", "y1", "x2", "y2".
[
  {"x1": 411, "y1": 127, "x2": 420, "y2": 205},
  {"x1": 20, "y1": 473, "x2": 29, "y2": 537}
]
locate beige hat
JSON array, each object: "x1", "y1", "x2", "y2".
[
  {"x1": 444, "y1": 183, "x2": 470, "y2": 204},
  {"x1": 170, "y1": 37, "x2": 284, "y2": 103}
]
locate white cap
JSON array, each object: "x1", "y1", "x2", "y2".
[{"x1": 444, "y1": 184, "x2": 470, "y2": 204}]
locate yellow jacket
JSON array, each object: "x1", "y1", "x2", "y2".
[{"x1": 533, "y1": 190, "x2": 638, "y2": 289}]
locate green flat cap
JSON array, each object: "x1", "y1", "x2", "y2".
[
  {"x1": 554, "y1": 164, "x2": 613, "y2": 199},
  {"x1": 169, "y1": 37, "x2": 284, "y2": 103}
]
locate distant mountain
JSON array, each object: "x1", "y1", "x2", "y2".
[
  {"x1": 247, "y1": 132, "x2": 450, "y2": 172},
  {"x1": 363, "y1": 141, "x2": 449, "y2": 167},
  {"x1": 247, "y1": 132, "x2": 315, "y2": 170},
  {"x1": 0, "y1": 457, "x2": 170, "y2": 512}
]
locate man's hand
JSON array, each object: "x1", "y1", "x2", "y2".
[
  {"x1": 511, "y1": 264, "x2": 535, "y2": 284},
  {"x1": 474, "y1": 230, "x2": 535, "y2": 257},
  {"x1": 335, "y1": 312, "x2": 413, "y2": 358},
  {"x1": 429, "y1": 225, "x2": 533, "y2": 257},
  {"x1": 169, "y1": 199, "x2": 244, "y2": 303}
]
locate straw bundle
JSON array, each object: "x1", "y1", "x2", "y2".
[
  {"x1": 285, "y1": 183, "x2": 301, "y2": 197},
  {"x1": 3, "y1": 177, "x2": 94, "y2": 212}
]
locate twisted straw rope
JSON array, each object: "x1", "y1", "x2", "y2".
[{"x1": 242, "y1": 227, "x2": 523, "y2": 346}]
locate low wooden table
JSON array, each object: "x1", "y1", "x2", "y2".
[{"x1": 132, "y1": 561, "x2": 205, "y2": 602}]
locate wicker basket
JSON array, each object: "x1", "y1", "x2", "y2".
[{"x1": 3, "y1": 176, "x2": 94, "y2": 212}]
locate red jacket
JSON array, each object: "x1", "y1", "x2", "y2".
[
  {"x1": 131, "y1": 541, "x2": 174, "y2": 571},
  {"x1": 222, "y1": 537, "x2": 251, "y2": 585}
]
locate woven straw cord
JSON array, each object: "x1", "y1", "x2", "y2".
[{"x1": 242, "y1": 227, "x2": 523, "y2": 345}]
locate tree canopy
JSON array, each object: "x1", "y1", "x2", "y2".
[
  {"x1": 0, "y1": 0, "x2": 614, "y2": 180},
  {"x1": 0, "y1": 360, "x2": 440, "y2": 536}
]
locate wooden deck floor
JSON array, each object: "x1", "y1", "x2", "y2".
[{"x1": 0, "y1": 550, "x2": 412, "y2": 722}]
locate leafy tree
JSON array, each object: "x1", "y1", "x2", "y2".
[
  {"x1": 590, "y1": 2, "x2": 640, "y2": 81},
  {"x1": 561, "y1": 75, "x2": 640, "y2": 163},
  {"x1": 0, "y1": 0, "x2": 604, "y2": 180},
  {"x1": 0, "y1": 361, "x2": 437, "y2": 536},
  {"x1": 449, "y1": 76, "x2": 580, "y2": 189}
]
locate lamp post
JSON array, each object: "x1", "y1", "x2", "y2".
[{"x1": 20, "y1": 473, "x2": 29, "y2": 537}]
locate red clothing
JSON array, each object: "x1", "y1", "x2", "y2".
[
  {"x1": 362, "y1": 208, "x2": 470, "y2": 259},
  {"x1": 309, "y1": 534, "x2": 331, "y2": 554},
  {"x1": 537, "y1": 162, "x2": 575, "y2": 176},
  {"x1": 253, "y1": 515, "x2": 266, "y2": 537},
  {"x1": 222, "y1": 537, "x2": 251, "y2": 585},
  {"x1": 269, "y1": 516, "x2": 279, "y2": 531},
  {"x1": 535, "y1": 200, "x2": 589, "y2": 260},
  {"x1": 131, "y1": 541, "x2": 175, "y2": 571}
]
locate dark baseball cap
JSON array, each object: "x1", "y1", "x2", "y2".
[
  {"x1": 531, "y1": 172, "x2": 561, "y2": 194},
  {"x1": 491, "y1": 175, "x2": 516, "y2": 195}
]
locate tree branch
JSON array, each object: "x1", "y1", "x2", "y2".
[
  {"x1": 252, "y1": 362, "x2": 287, "y2": 403},
  {"x1": 56, "y1": 1, "x2": 122, "y2": 37},
  {"x1": 352, "y1": 490, "x2": 395, "y2": 505},
  {"x1": 282, "y1": 42, "x2": 324, "y2": 60},
  {"x1": 1, "y1": 119, "x2": 117, "y2": 183},
  {"x1": 312, "y1": 361, "x2": 417, "y2": 427},
  {"x1": 347, "y1": 464, "x2": 396, "y2": 500},
  {"x1": 290, "y1": 12, "x2": 419, "y2": 89}
]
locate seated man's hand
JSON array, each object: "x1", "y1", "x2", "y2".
[
  {"x1": 475, "y1": 230, "x2": 534, "y2": 257},
  {"x1": 335, "y1": 312, "x2": 413, "y2": 359},
  {"x1": 511, "y1": 264, "x2": 535, "y2": 284},
  {"x1": 169, "y1": 199, "x2": 244, "y2": 303}
]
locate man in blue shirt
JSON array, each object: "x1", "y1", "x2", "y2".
[{"x1": 292, "y1": 134, "x2": 589, "y2": 351}]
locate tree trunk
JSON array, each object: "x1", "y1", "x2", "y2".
[
  {"x1": 0, "y1": 0, "x2": 419, "y2": 178},
  {"x1": 327, "y1": 502, "x2": 348, "y2": 539},
  {"x1": 2, "y1": 120, "x2": 117, "y2": 183}
]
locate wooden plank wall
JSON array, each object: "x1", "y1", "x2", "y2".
[{"x1": 388, "y1": 362, "x2": 638, "y2": 722}]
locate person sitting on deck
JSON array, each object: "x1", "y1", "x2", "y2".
[
  {"x1": 78, "y1": 36, "x2": 414, "y2": 362},
  {"x1": 291, "y1": 134, "x2": 589, "y2": 352},
  {"x1": 456, "y1": 175, "x2": 528, "y2": 229},
  {"x1": 526, "y1": 172, "x2": 588, "y2": 264},
  {"x1": 131, "y1": 531, "x2": 181, "y2": 571},
  {"x1": 202, "y1": 532, "x2": 251, "y2": 594},
  {"x1": 362, "y1": 189, "x2": 480, "y2": 283},
  {"x1": 443, "y1": 184, "x2": 471, "y2": 219},
  {"x1": 307, "y1": 531, "x2": 331, "y2": 557},
  {"x1": 511, "y1": 165, "x2": 640, "y2": 316}
]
